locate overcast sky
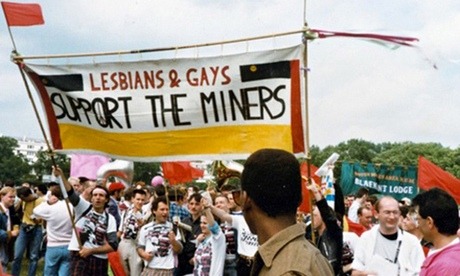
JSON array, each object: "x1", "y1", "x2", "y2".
[{"x1": 1, "y1": 0, "x2": 459, "y2": 150}]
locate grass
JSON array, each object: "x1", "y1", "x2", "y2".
[
  {"x1": 8, "y1": 257, "x2": 116, "y2": 276},
  {"x1": 5, "y1": 258, "x2": 44, "y2": 276}
]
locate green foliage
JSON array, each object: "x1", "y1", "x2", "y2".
[
  {"x1": 372, "y1": 142, "x2": 449, "y2": 166},
  {"x1": 450, "y1": 148, "x2": 460, "y2": 179},
  {"x1": 133, "y1": 162, "x2": 161, "y2": 184},
  {"x1": 4, "y1": 136, "x2": 459, "y2": 186},
  {"x1": 310, "y1": 139, "x2": 460, "y2": 178},
  {"x1": 0, "y1": 137, "x2": 30, "y2": 184},
  {"x1": 32, "y1": 150, "x2": 70, "y2": 181},
  {"x1": 310, "y1": 139, "x2": 381, "y2": 166}
]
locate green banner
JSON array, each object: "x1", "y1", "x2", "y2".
[{"x1": 340, "y1": 161, "x2": 418, "y2": 200}]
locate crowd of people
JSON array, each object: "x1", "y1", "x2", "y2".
[{"x1": 0, "y1": 148, "x2": 459, "y2": 275}]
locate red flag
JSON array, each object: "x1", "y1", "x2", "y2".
[
  {"x1": 343, "y1": 216, "x2": 367, "y2": 236},
  {"x1": 1, "y1": 2, "x2": 44, "y2": 26},
  {"x1": 161, "y1": 162, "x2": 204, "y2": 185},
  {"x1": 191, "y1": 165, "x2": 204, "y2": 179},
  {"x1": 418, "y1": 156, "x2": 460, "y2": 204},
  {"x1": 299, "y1": 162, "x2": 321, "y2": 214}
]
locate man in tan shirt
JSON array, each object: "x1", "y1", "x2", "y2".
[{"x1": 240, "y1": 148, "x2": 334, "y2": 275}]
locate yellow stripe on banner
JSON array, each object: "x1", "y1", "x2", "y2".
[{"x1": 57, "y1": 124, "x2": 294, "y2": 157}]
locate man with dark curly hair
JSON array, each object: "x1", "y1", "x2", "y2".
[{"x1": 53, "y1": 167, "x2": 118, "y2": 276}]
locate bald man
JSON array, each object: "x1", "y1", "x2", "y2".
[{"x1": 352, "y1": 196, "x2": 424, "y2": 276}]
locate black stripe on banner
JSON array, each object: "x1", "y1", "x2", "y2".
[
  {"x1": 39, "y1": 74, "x2": 83, "y2": 92},
  {"x1": 239, "y1": 61, "x2": 290, "y2": 82}
]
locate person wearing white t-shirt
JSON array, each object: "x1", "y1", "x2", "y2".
[
  {"x1": 351, "y1": 196, "x2": 424, "y2": 276},
  {"x1": 118, "y1": 189, "x2": 147, "y2": 276},
  {"x1": 194, "y1": 199, "x2": 226, "y2": 276},
  {"x1": 33, "y1": 186, "x2": 73, "y2": 276},
  {"x1": 53, "y1": 167, "x2": 118, "y2": 276},
  {"x1": 137, "y1": 196, "x2": 182, "y2": 276},
  {"x1": 214, "y1": 193, "x2": 238, "y2": 276},
  {"x1": 347, "y1": 188, "x2": 369, "y2": 223},
  {"x1": 209, "y1": 191, "x2": 258, "y2": 276},
  {"x1": 342, "y1": 231, "x2": 359, "y2": 274}
]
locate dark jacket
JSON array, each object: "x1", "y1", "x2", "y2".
[
  {"x1": 176, "y1": 215, "x2": 201, "y2": 275},
  {"x1": 316, "y1": 198, "x2": 343, "y2": 275},
  {"x1": 0, "y1": 205, "x2": 16, "y2": 266}
]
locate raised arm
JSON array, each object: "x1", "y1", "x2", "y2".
[
  {"x1": 207, "y1": 204, "x2": 233, "y2": 224},
  {"x1": 52, "y1": 166, "x2": 80, "y2": 206},
  {"x1": 52, "y1": 166, "x2": 72, "y2": 192}
]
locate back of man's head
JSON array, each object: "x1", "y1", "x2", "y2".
[
  {"x1": 356, "y1": 187, "x2": 369, "y2": 199},
  {"x1": 241, "y1": 148, "x2": 301, "y2": 217},
  {"x1": 35, "y1": 183, "x2": 48, "y2": 195},
  {"x1": 124, "y1": 187, "x2": 134, "y2": 201},
  {"x1": 412, "y1": 188, "x2": 459, "y2": 236},
  {"x1": 167, "y1": 187, "x2": 184, "y2": 202},
  {"x1": 50, "y1": 185, "x2": 63, "y2": 200},
  {"x1": 17, "y1": 186, "x2": 32, "y2": 199},
  {"x1": 3, "y1": 180, "x2": 15, "y2": 188},
  {"x1": 154, "y1": 184, "x2": 165, "y2": 197},
  {"x1": 220, "y1": 182, "x2": 240, "y2": 193}
]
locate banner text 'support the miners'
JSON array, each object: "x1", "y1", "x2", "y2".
[{"x1": 24, "y1": 45, "x2": 305, "y2": 161}]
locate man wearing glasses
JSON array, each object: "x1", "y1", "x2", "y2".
[{"x1": 352, "y1": 196, "x2": 425, "y2": 276}]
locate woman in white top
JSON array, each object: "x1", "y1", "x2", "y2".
[{"x1": 194, "y1": 200, "x2": 226, "y2": 276}]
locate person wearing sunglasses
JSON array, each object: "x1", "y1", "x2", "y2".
[
  {"x1": 220, "y1": 183, "x2": 243, "y2": 215},
  {"x1": 239, "y1": 148, "x2": 334, "y2": 276}
]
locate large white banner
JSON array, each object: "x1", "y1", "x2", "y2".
[{"x1": 25, "y1": 45, "x2": 305, "y2": 161}]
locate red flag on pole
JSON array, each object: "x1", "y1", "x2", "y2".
[
  {"x1": 191, "y1": 165, "x2": 205, "y2": 179},
  {"x1": 1, "y1": 1, "x2": 44, "y2": 26},
  {"x1": 418, "y1": 156, "x2": 460, "y2": 204},
  {"x1": 299, "y1": 162, "x2": 321, "y2": 213},
  {"x1": 161, "y1": 162, "x2": 204, "y2": 185}
]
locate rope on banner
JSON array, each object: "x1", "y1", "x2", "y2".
[{"x1": 12, "y1": 28, "x2": 309, "y2": 61}]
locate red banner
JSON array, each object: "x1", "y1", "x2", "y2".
[{"x1": 418, "y1": 156, "x2": 460, "y2": 204}]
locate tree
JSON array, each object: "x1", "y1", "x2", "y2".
[
  {"x1": 311, "y1": 139, "x2": 460, "y2": 179},
  {"x1": 373, "y1": 142, "x2": 460, "y2": 178},
  {"x1": 133, "y1": 162, "x2": 161, "y2": 185},
  {"x1": 450, "y1": 148, "x2": 460, "y2": 178},
  {"x1": 32, "y1": 150, "x2": 70, "y2": 181},
  {"x1": 0, "y1": 137, "x2": 31, "y2": 184},
  {"x1": 336, "y1": 139, "x2": 381, "y2": 163}
]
